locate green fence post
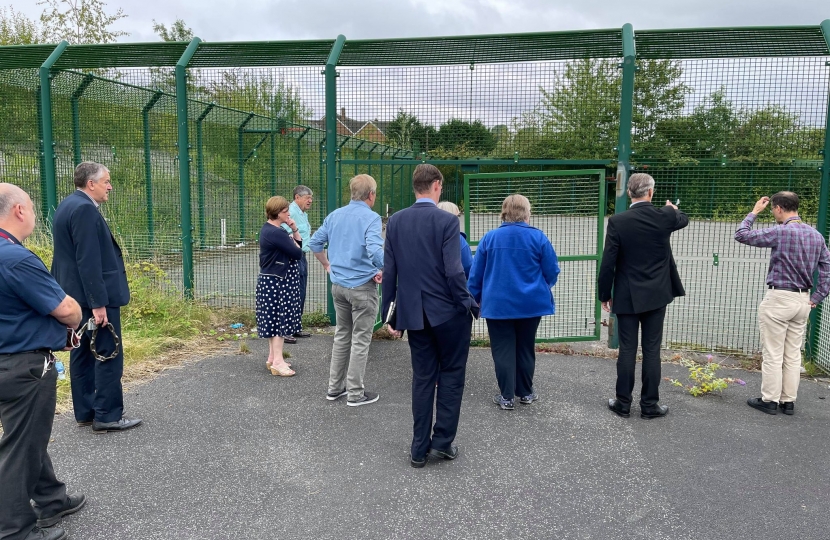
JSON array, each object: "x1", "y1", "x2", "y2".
[
  {"x1": 336, "y1": 136, "x2": 351, "y2": 205},
  {"x1": 70, "y1": 73, "x2": 95, "y2": 167},
  {"x1": 608, "y1": 23, "x2": 636, "y2": 349},
  {"x1": 380, "y1": 146, "x2": 389, "y2": 214},
  {"x1": 175, "y1": 37, "x2": 201, "y2": 299},
  {"x1": 38, "y1": 40, "x2": 68, "y2": 223},
  {"x1": 318, "y1": 137, "x2": 325, "y2": 201},
  {"x1": 35, "y1": 86, "x2": 46, "y2": 219},
  {"x1": 807, "y1": 19, "x2": 830, "y2": 360},
  {"x1": 296, "y1": 127, "x2": 310, "y2": 185},
  {"x1": 325, "y1": 34, "x2": 347, "y2": 323},
  {"x1": 237, "y1": 113, "x2": 255, "y2": 240},
  {"x1": 270, "y1": 129, "x2": 277, "y2": 195},
  {"x1": 353, "y1": 140, "x2": 365, "y2": 177},
  {"x1": 142, "y1": 91, "x2": 164, "y2": 249},
  {"x1": 196, "y1": 103, "x2": 214, "y2": 248}
]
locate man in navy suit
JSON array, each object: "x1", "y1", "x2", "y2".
[
  {"x1": 382, "y1": 164, "x2": 479, "y2": 468},
  {"x1": 598, "y1": 173, "x2": 688, "y2": 420},
  {"x1": 52, "y1": 162, "x2": 142, "y2": 433}
]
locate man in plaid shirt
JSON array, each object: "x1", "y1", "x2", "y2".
[{"x1": 735, "y1": 191, "x2": 830, "y2": 416}]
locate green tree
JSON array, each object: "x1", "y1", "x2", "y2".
[
  {"x1": 149, "y1": 18, "x2": 196, "y2": 94},
  {"x1": 152, "y1": 18, "x2": 192, "y2": 42},
  {"x1": 38, "y1": 0, "x2": 128, "y2": 44},
  {"x1": 207, "y1": 69, "x2": 310, "y2": 124},
  {"x1": 386, "y1": 109, "x2": 420, "y2": 150},
  {"x1": 0, "y1": 6, "x2": 45, "y2": 44},
  {"x1": 532, "y1": 58, "x2": 690, "y2": 160},
  {"x1": 435, "y1": 118, "x2": 496, "y2": 156}
]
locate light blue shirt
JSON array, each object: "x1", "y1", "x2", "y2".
[
  {"x1": 309, "y1": 200, "x2": 384, "y2": 288},
  {"x1": 282, "y1": 201, "x2": 311, "y2": 253}
]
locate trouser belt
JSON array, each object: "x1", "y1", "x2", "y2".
[
  {"x1": 768, "y1": 285, "x2": 810, "y2": 293},
  {"x1": 0, "y1": 348, "x2": 51, "y2": 357}
]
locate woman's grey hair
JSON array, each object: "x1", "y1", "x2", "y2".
[
  {"x1": 437, "y1": 201, "x2": 460, "y2": 216},
  {"x1": 73, "y1": 161, "x2": 108, "y2": 189},
  {"x1": 501, "y1": 194, "x2": 531, "y2": 223},
  {"x1": 349, "y1": 174, "x2": 377, "y2": 201},
  {"x1": 627, "y1": 173, "x2": 655, "y2": 199},
  {"x1": 293, "y1": 185, "x2": 313, "y2": 198}
]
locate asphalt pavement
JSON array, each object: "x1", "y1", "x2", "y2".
[{"x1": 47, "y1": 335, "x2": 830, "y2": 540}]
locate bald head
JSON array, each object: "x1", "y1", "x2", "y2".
[
  {"x1": 0, "y1": 183, "x2": 29, "y2": 218},
  {"x1": 0, "y1": 183, "x2": 36, "y2": 241}
]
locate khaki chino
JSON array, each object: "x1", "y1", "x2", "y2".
[{"x1": 757, "y1": 289, "x2": 811, "y2": 403}]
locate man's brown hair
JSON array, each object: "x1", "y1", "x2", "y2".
[
  {"x1": 412, "y1": 164, "x2": 443, "y2": 195},
  {"x1": 771, "y1": 191, "x2": 799, "y2": 213}
]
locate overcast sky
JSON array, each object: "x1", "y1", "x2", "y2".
[{"x1": 10, "y1": 0, "x2": 830, "y2": 43}]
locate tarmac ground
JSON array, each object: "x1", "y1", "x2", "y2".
[{"x1": 47, "y1": 335, "x2": 830, "y2": 540}]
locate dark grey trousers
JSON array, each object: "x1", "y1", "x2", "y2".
[{"x1": 0, "y1": 351, "x2": 68, "y2": 540}]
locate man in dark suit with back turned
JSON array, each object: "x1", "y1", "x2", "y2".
[
  {"x1": 598, "y1": 173, "x2": 688, "y2": 419},
  {"x1": 52, "y1": 162, "x2": 141, "y2": 433},
  {"x1": 382, "y1": 164, "x2": 479, "y2": 468}
]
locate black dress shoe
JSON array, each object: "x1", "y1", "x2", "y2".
[
  {"x1": 607, "y1": 399, "x2": 630, "y2": 418},
  {"x1": 780, "y1": 401, "x2": 794, "y2": 415},
  {"x1": 640, "y1": 404, "x2": 668, "y2": 419},
  {"x1": 92, "y1": 416, "x2": 142, "y2": 433},
  {"x1": 24, "y1": 527, "x2": 67, "y2": 540},
  {"x1": 76, "y1": 420, "x2": 92, "y2": 427},
  {"x1": 429, "y1": 445, "x2": 459, "y2": 460},
  {"x1": 410, "y1": 455, "x2": 427, "y2": 468},
  {"x1": 283, "y1": 336, "x2": 297, "y2": 344},
  {"x1": 36, "y1": 493, "x2": 87, "y2": 528},
  {"x1": 747, "y1": 397, "x2": 778, "y2": 415},
  {"x1": 293, "y1": 331, "x2": 312, "y2": 338}
]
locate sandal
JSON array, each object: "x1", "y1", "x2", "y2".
[
  {"x1": 266, "y1": 360, "x2": 290, "y2": 370},
  {"x1": 269, "y1": 363, "x2": 295, "y2": 377}
]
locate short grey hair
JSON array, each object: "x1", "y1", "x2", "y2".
[
  {"x1": 0, "y1": 183, "x2": 27, "y2": 218},
  {"x1": 437, "y1": 201, "x2": 460, "y2": 216},
  {"x1": 73, "y1": 161, "x2": 108, "y2": 189},
  {"x1": 349, "y1": 174, "x2": 377, "y2": 201},
  {"x1": 501, "y1": 194, "x2": 531, "y2": 223},
  {"x1": 627, "y1": 173, "x2": 655, "y2": 199},
  {"x1": 293, "y1": 185, "x2": 313, "y2": 199}
]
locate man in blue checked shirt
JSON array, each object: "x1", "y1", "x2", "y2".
[
  {"x1": 309, "y1": 174, "x2": 384, "y2": 408},
  {"x1": 735, "y1": 192, "x2": 830, "y2": 416}
]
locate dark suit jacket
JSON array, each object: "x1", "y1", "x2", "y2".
[
  {"x1": 51, "y1": 190, "x2": 130, "y2": 309},
  {"x1": 598, "y1": 202, "x2": 688, "y2": 315},
  {"x1": 382, "y1": 201, "x2": 478, "y2": 331}
]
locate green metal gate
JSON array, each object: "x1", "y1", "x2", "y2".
[{"x1": 464, "y1": 169, "x2": 607, "y2": 343}]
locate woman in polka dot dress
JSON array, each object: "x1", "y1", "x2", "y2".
[{"x1": 256, "y1": 196, "x2": 304, "y2": 377}]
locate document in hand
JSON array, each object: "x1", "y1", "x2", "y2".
[{"x1": 385, "y1": 300, "x2": 396, "y2": 327}]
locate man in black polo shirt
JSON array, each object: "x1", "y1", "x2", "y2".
[{"x1": 0, "y1": 184, "x2": 87, "y2": 540}]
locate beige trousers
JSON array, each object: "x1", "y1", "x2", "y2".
[{"x1": 757, "y1": 289, "x2": 811, "y2": 403}]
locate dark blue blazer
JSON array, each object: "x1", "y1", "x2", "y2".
[
  {"x1": 51, "y1": 190, "x2": 130, "y2": 309},
  {"x1": 382, "y1": 201, "x2": 478, "y2": 331}
]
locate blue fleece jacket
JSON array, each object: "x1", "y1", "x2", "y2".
[{"x1": 467, "y1": 222, "x2": 560, "y2": 319}]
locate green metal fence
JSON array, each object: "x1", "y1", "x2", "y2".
[{"x1": 0, "y1": 22, "x2": 829, "y2": 362}]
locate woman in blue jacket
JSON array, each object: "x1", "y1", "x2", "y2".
[
  {"x1": 257, "y1": 196, "x2": 304, "y2": 377},
  {"x1": 468, "y1": 194, "x2": 560, "y2": 410},
  {"x1": 437, "y1": 201, "x2": 473, "y2": 278}
]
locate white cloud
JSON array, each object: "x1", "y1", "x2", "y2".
[{"x1": 10, "y1": 0, "x2": 829, "y2": 43}]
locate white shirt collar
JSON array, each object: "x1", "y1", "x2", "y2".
[{"x1": 77, "y1": 189, "x2": 99, "y2": 208}]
